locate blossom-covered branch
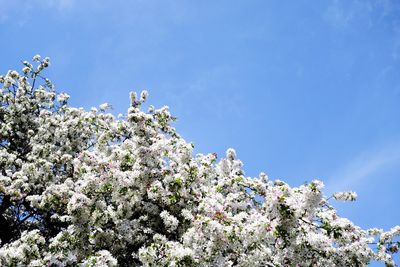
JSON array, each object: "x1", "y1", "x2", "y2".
[{"x1": 0, "y1": 57, "x2": 398, "y2": 266}]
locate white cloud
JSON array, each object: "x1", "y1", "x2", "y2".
[
  {"x1": 323, "y1": 0, "x2": 355, "y2": 30},
  {"x1": 0, "y1": 0, "x2": 75, "y2": 24},
  {"x1": 323, "y1": 0, "x2": 400, "y2": 31},
  {"x1": 161, "y1": 65, "x2": 244, "y2": 120},
  {"x1": 326, "y1": 141, "x2": 400, "y2": 194},
  {"x1": 41, "y1": 0, "x2": 75, "y2": 10}
]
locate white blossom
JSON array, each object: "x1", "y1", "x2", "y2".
[
  {"x1": 32, "y1": 54, "x2": 41, "y2": 61},
  {"x1": 57, "y1": 92, "x2": 70, "y2": 103},
  {"x1": 333, "y1": 191, "x2": 358, "y2": 201},
  {"x1": 0, "y1": 57, "x2": 397, "y2": 267},
  {"x1": 140, "y1": 90, "x2": 148, "y2": 101},
  {"x1": 99, "y1": 103, "x2": 111, "y2": 111},
  {"x1": 160, "y1": 210, "x2": 179, "y2": 232}
]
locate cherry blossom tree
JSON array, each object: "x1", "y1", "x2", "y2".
[{"x1": 0, "y1": 56, "x2": 399, "y2": 266}]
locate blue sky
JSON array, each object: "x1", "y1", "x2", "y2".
[{"x1": 1, "y1": 0, "x2": 399, "y2": 264}]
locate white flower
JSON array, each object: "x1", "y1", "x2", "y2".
[
  {"x1": 140, "y1": 90, "x2": 148, "y2": 101},
  {"x1": 81, "y1": 250, "x2": 117, "y2": 267},
  {"x1": 130, "y1": 91, "x2": 137, "y2": 106},
  {"x1": 22, "y1": 66, "x2": 31, "y2": 74},
  {"x1": 181, "y1": 209, "x2": 194, "y2": 221},
  {"x1": 57, "y1": 93, "x2": 70, "y2": 103},
  {"x1": 99, "y1": 103, "x2": 111, "y2": 111},
  {"x1": 226, "y1": 148, "x2": 236, "y2": 160},
  {"x1": 259, "y1": 172, "x2": 268, "y2": 183},
  {"x1": 160, "y1": 210, "x2": 179, "y2": 232},
  {"x1": 32, "y1": 54, "x2": 41, "y2": 61},
  {"x1": 333, "y1": 191, "x2": 357, "y2": 201}
]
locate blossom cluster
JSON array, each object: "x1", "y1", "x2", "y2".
[
  {"x1": 333, "y1": 191, "x2": 357, "y2": 201},
  {"x1": 0, "y1": 57, "x2": 398, "y2": 266}
]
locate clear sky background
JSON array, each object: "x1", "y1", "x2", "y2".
[{"x1": 1, "y1": 1, "x2": 399, "y2": 265}]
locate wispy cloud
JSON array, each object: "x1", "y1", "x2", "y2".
[
  {"x1": 161, "y1": 65, "x2": 244, "y2": 120},
  {"x1": 326, "y1": 140, "x2": 400, "y2": 194},
  {"x1": 0, "y1": 0, "x2": 75, "y2": 23},
  {"x1": 392, "y1": 22, "x2": 400, "y2": 61},
  {"x1": 323, "y1": 0, "x2": 355, "y2": 30},
  {"x1": 41, "y1": 0, "x2": 75, "y2": 10},
  {"x1": 323, "y1": 0, "x2": 400, "y2": 31}
]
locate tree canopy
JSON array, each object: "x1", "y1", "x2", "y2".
[{"x1": 0, "y1": 56, "x2": 399, "y2": 266}]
